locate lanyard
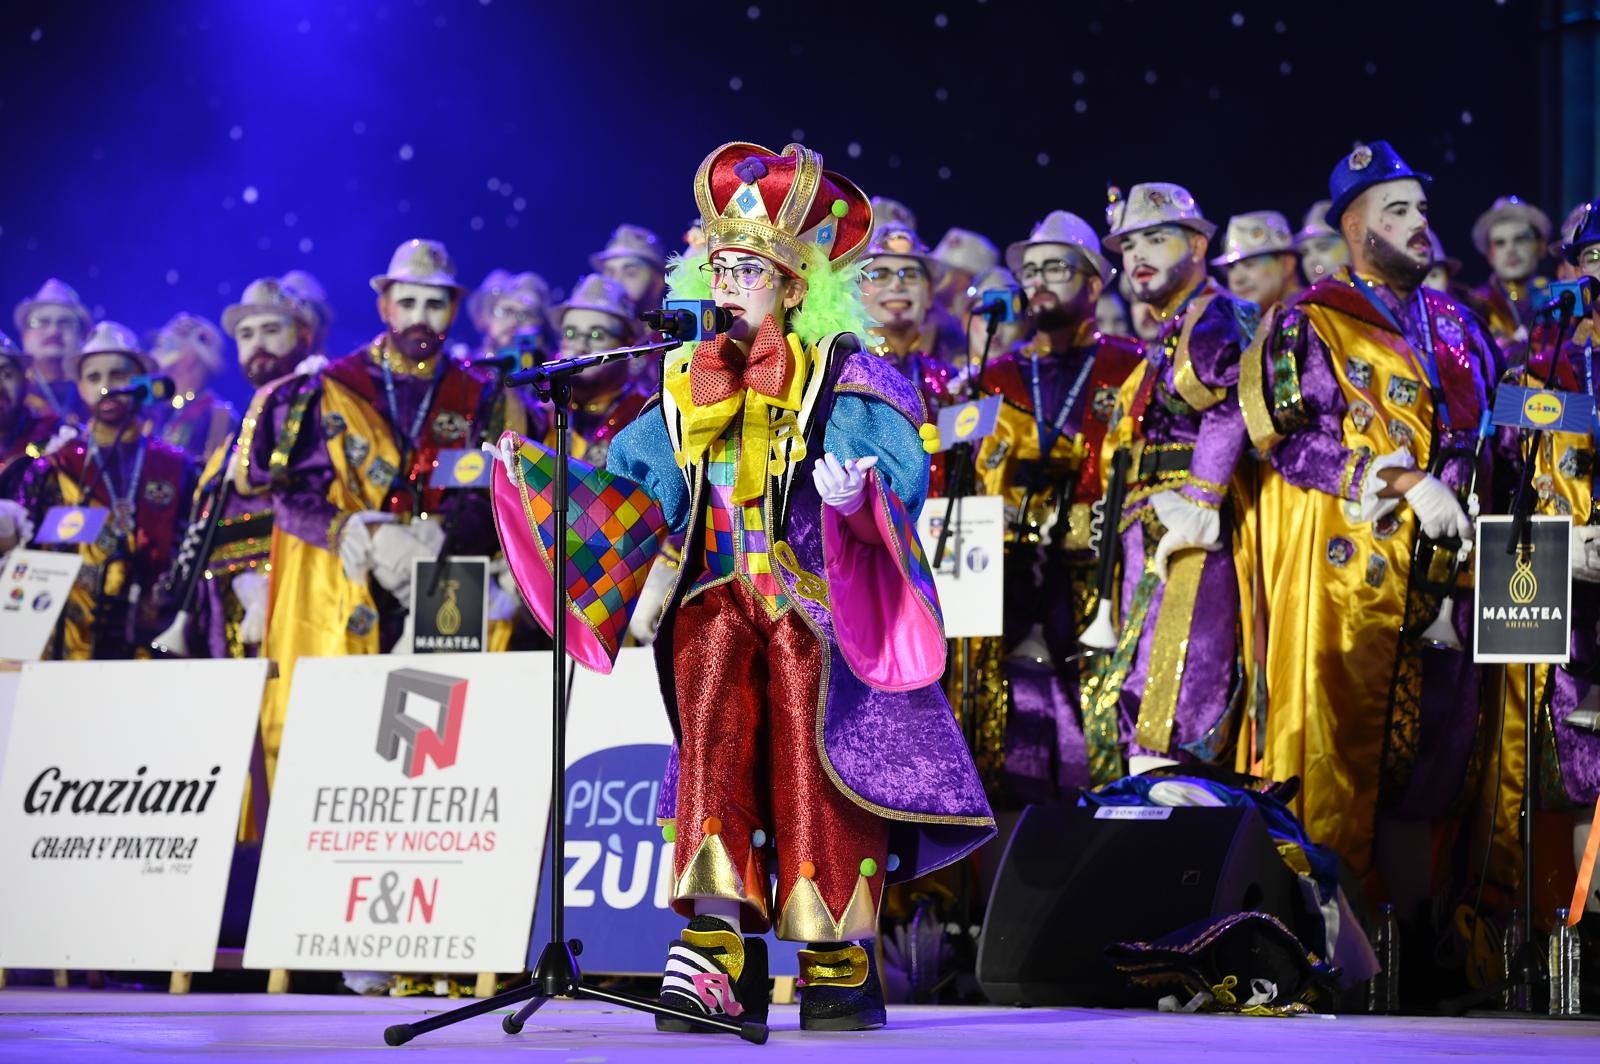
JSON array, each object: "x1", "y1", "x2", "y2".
[
  {"x1": 378, "y1": 353, "x2": 440, "y2": 473},
  {"x1": 1349, "y1": 274, "x2": 1450, "y2": 430},
  {"x1": 85, "y1": 436, "x2": 147, "y2": 530},
  {"x1": 1583, "y1": 340, "x2": 1598, "y2": 442},
  {"x1": 1028, "y1": 349, "x2": 1096, "y2": 461}
]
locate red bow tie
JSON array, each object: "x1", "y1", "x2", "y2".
[{"x1": 689, "y1": 314, "x2": 793, "y2": 406}]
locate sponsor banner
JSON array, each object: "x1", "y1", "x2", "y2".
[
  {"x1": 1491, "y1": 384, "x2": 1596, "y2": 436},
  {"x1": 918, "y1": 495, "x2": 1005, "y2": 637},
  {"x1": 0, "y1": 659, "x2": 267, "y2": 970},
  {"x1": 528, "y1": 648, "x2": 804, "y2": 975},
  {"x1": 34, "y1": 505, "x2": 108, "y2": 546},
  {"x1": 936, "y1": 394, "x2": 1003, "y2": 451},
  {"x1": 0, "y1": 548, "x2": 82, "y2": 661},
  {"x1": 431, "y1": 448, "x2": 492, "y2": 489},
  {"x1": 411, "y1": 557, "x2": 489, "y2": 654},
  {"x1": 245, "y1": 653, "x2": 551, "y2": 972},
  {"x1": 1474, "y1": 515, "x2": 1572, "y2": 664}
]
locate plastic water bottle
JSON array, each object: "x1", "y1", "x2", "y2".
[
  {"x1": 1549, "y1": 908, "x2": 1581, "y2": 1016},
  {"x1": 1367, "y1": 903, "x2": 1398, "y2": 1014},
  {"x1": 1502, "y1": 909, "x2": 1530, "y2": 1012}
]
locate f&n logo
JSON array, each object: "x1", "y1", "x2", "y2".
[{"x1": 374, "y1": 668, "x2": 468, "y2": 778}]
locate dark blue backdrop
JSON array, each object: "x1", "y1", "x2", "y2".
[{"x1": 0, "y1": 0, "x2": 1551, "y2": 406}]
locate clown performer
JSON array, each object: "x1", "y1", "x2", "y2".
[
  {"x1": 1476, "y1": 197, "x2": 1600, "y2": 943},
  {"x1": 930, "y1": 226, "x2": 1000, "y2": 321},
  {"x1": 148, "y1": 312, "x2": 236, "y2": 467},
  {"x1": 963, "y1": 210, "x2": 1141, "y2": 801},
  {"x1": 1294, "y1": 199, "x2": 1352, "y2": 285},
  {"x1": 7, "y1": 323, "x2": 194, "y2": 658},
  {"x1": 14, "y1": 278, "x2": 92, "y2": 424},
  {"x1": 493, "y1": 140, "x2": 994, "y2": 1032},
  {"x1": 280, "y1": 270, "x2": 335, "y2": 361},
  {"x1": 1238, "y1": 143, "x2": 1493, "y2": 923},
  {"x1": 237, "y1": 239, "x2": 497, "y2": 781},
  {"x1": 463, "y1": 269, "x2": 551, "y2": 442},
  {"x1": 158, "y1": 278, "x2": 316, "y2": 661},
  {"x1": 1212, "y1": 211, "x2": 1302, "y2": 311},
  {"x1": 1082, "y1": 183, "x2": 1255, "y2": 784},
  {"x1": 1470, "y1": 194, "x2": 1553, "y2": 357}
]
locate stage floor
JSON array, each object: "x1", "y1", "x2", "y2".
[{"x1": 0, "y1": 989, "x2": 1596, "y2": 1061}]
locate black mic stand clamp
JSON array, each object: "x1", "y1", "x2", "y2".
[{"x1": 382, "y1": 332, "x2": 768, "y2": 1047}]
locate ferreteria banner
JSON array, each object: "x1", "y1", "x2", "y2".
[
  {"x1": 1474, "y1": 515, "x2": 1573, "y2": 664},
  {"x1": 244, "y1": 653, "x2": 551, "y2": 973},
  {"x1": 0, "y1": 659, "x2": 267, "y2": 971}
]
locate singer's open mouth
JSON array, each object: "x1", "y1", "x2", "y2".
[
  {"x1": 1133, "y1": 266, "x2": 1157, "y2": 282},
  {"x1": 718, "y1": 303, "x2": 744, "y2": 317}
]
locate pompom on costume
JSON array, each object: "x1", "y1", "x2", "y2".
[{"x1": 492, "y1": 140, "x2": 993, "y2": 1031}]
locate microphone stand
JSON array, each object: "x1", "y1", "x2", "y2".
[{"x1": 383, "y1": 333, "x2": 768, "y2": 1046}]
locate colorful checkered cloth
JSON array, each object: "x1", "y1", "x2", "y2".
[
  {"x1": 512, "y1": 439, "x2": 669, "y2": 668},
  {"x1": 688, "y1": 423, "x2": 789, "y2": 615}
]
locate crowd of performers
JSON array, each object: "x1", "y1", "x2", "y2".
[{"x1": 3, "y1": 136, "x2": 1600, "y2": 1023}]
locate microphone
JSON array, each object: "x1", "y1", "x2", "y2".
[
  {"x1": 971, "y1": 287, "x2": 1026, "y2": 324},
  {"x1": 641, "y1": 300, "x2": 736, "y2": 342},
  {"x1": 466, "y1": 347, "x2": 541, "y2": 374},
  {"x1": 102, "y1": 374, "x2": 175, "y2": 404},
  {"x1": 1533, "y1": 277, "x2": 1599, "y2": 319}
]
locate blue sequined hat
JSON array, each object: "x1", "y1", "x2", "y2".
[
  {"x1": 1325, "y1": 142, "x2": 1431, "y2": 231},
  {"x1": 1562, "y1": 199, "x2": 1600, "y2": 264}
]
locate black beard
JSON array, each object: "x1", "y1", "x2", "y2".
[
  {"x1": 245, "y1": 348, "x2": 300, "y2": 387},
  {"x1": 1364, "y1": 230, "x2": 1429, "y2": 292},
  {"x1": 392, "y1": 323, "x2": 444, "y2": 361},
  {"x1": 1142, "y1": 262, "x2": 1196, "y2": 309},
  {"x1": 1033, "y1": 305, "x2": 1076, "y2": 334}
]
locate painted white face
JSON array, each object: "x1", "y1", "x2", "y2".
[
  {"x1": 1095, "y1": 293, "x2": 1132, "y2": 336},
  {"x1": 1486, "y1": 219, "x2": 1543, "y2": 283},
  {"x1": 77, "y1": 352, "x2": 140, "y2": 427},
  {"x1": 1020, "y1": 243, "x2": 1098, "y2": 322},
  {"x1": 1355, "y1": 179, "x2": 1432, "y2": 277},
  {"x1": 20, "y1": 305, "x2": 84, "y2": 365},
  {"x1": 233, "y1": 312, "x2": 304, "y2": 385},
  {"x1": 706, "y1": 250, "x2": 803, "y2": 343},
  {"x1": 1299, "y1": 235, "x2": 1350, "y2": 282},
  {"x1": 862, "y1": 254, "x2": 933, "y2": 333},
  {"x1": 601, "y1": 256, "x2": 664, "y2": 307},
  {"x1": 485, "y1": 296, "x2": 543, "y2": 348},
  {"x1": 558, "y1": 308, "x2": 628, "y2": 356},
  {"x1": 1225, "y1": 253, "x2": 1297, "y2": 308},
  {"x1": 380, "y1": 281, "x2": 457, "y2": 335},
  {"x1": 1576, "y1": 244, "x2": 1600, "y2": 284},
  {"x1": 1120, "y1": 225, "x2": 1200, "y2": 307}
]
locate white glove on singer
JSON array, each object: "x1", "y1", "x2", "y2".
[
  {"x1": 627, "y1": 556, "x2": 679, "y2": 646},
  {"x1": 337, "y1": 511, "x2": 394, "y2": 584},
  {"x1": 812, "y1": 453, "x2": 878, "y2": 515},
  {"x1": 1572, "y1": 524, "x2": 1600, "y2": 584},
  {"x1": 370, "y1": 521, "x2": 444, "y2": 600},
  {"x1": 232, "y1": 569, "x2": 269, "y2": 645},
  {"x1": 1403, "y1": 474, "x2": 1473, "y2": 541},
  {"x1": 1149, "y1": 490, "x2": 1222, "y2": 582},
  {"x1": 1356, "y1": 447, "x2": 1415, "y2": 524}
]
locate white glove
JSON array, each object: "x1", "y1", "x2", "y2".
[
  {"x1": 370, "y1": 522, "x2": 443, "y2": 600},
  {"x1": 487, "y1": 437, "x2": 518, "y2": 480},
  {"x1": 627, "y1": 556, "x2": 679, "y2": 646},
  {"x1": 293, "y1": 353, "x2": 330, "y2": 376},
  {"x1": 407, "y1": 515, "x2": 447, "y2": 556},
  {"x1": 337, "y1": 511, "x2": 394, "y2": 584},
  {"x1": 1149, "y1": 490, "x2": 1222, "y2": 582},
  {"x1": 232, "y1": 569, "x2": 269, "y2": 645},
  {"x1": 41, "y1": 424, "x2": 78, "y2": 456},
  {"x1": 1404, "y1": 475, "x2": 1473, "y2": 541},
  {"x1": 1572, "y1": 525, "x2": 1600, "y2": 584},
  {"x1": 0, "y1": 499, "x2": 34, "y2": 552},
  {"x1": 1356, "y1": 447, "x2": 1415, "y2": 524},
  {"x1": 812, "y1": 453, "x2": 879, "y2": 515}
]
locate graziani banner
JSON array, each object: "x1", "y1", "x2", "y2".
[
  {"x1": 244, "y1": 653, "x2": 551, "y2": 973},
  {"x1": 527, "y1": 648, "x2": 804, "y2": 976},
  {"x1": 0, "y1": 659, "x2": 267, "y2": 971}
]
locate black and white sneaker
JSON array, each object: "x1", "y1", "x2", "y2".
[
  {"x1": 798, "y1": 940, "x2": 885, "y2": 1031},
  {"x1": 657, "y1": 916, "x2": 769, "y2": 1032}
]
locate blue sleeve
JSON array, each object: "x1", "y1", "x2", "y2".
[
  {"x1": 607, "y1": 406, "x2": 691, "y2": 535},
  {"x1": 823, "y1": 393, "x2": 930, "y2": 519}
]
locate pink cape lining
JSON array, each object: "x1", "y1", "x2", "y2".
[
  {"x1": 489, "y1": 438, "x2": 617, "y2": 674},
  {"x1": 821, "y1": 470, "x2": 947, "y2": 691}
]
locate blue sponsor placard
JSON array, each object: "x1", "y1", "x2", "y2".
[
  {"x1": 936, "y1": 394, "x2": 1003, "y2": 452},
  {"x1": 34, "y1": 505, "x2": 109, "y2": 545},
  {"x1": 430, "y1": 448, "x2": 492, "y2": 489},
  {"x1": 1491, "y1": 383, "x2": 1596, "y2": 435}
]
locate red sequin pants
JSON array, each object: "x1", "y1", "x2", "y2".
[{"x1": 670, "y1": 577, "x2": 887, "y2": 939}]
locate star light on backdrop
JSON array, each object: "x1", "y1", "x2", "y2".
[{"x1": 0, "y1": 0, "x2": 1559, "y2": 407}]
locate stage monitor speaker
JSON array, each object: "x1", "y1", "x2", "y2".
[{"x1": 976, "y1": 803, "x2": 1301, "y2": 1006}]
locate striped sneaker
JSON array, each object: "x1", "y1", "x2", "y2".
[{"x1": 657, "y1": 916, "x2": 769, "y2": 1033}]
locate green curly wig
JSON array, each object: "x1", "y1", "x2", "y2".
[{"x1": 663, "y1": 243, "x2": 874, "y2": 356}]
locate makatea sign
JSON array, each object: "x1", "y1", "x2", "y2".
[
  {"x1": 1474, "y1": 515, "x2": 1573, "y2": 664},
  {"x1": 0, "y1": 659, "x2": 266, "y2": 970},
  {"x1": 245, "y1": 653, "x2": 550, "y2": 973}
]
